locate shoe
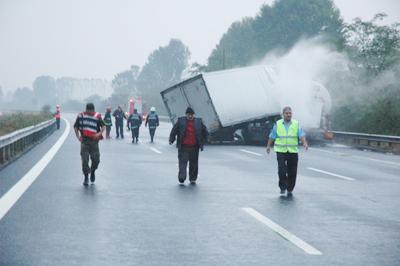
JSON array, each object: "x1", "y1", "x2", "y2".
[
  {"x1": 280, "y1": 189, "x2": 286, "y2": 195},
  {"x1": 90, "y1": 171, "x2": 95, "y2": 183},
  {"x1": 83, "y1": 174, "x2": 89, "y2": 186},
  {"x1": 178, "y1": 179, "x2": 185, "y2": 185},
  {"x1": 287, "y1": 190, "x2": 293, "y2": 196},
  {"x1": 132, "y1": 139, "x2": 135, "y2": 143},
  {"x1": 190, "y1": 180, "x2": 196, "y2": 185}
]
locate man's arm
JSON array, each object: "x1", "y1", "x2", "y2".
[
  {"x1": 145, "y1": 116, "x2": 148, "y2": 127},
  {"x1": 74, "y1": 127, "x2": 82, "y2": 142},
  {"x1": 169, "y1": 121, "x2": 179, "y2": 144},
  {"x1": 300, "y1": 136, "x2": 308, "y2": 150},
  {"x1": 266, "y1": 124, "x2": 277, "y2": 154},
  {"x1": 298, "y1": 126, "x2": 308, "y2": 150},
  {"x1": 73, "y1": 115, "x2": 82, "y2": 142},
  {"x1": 156, "y1": 115, "x2": 159, "y2": 127}
]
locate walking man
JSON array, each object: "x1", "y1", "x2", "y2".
[
  {"x1": 145, "y1": 106, "x2": 159, "y2": 143},
  {"x1": 169, "y1": 107, "x2": 208, "y2": 185},
  {"x1": 266, "y1": 106, "x2": 308, "y2": 195},
  {"x1": 104, "y1": 107, "x2": 113, "y2": 139},
  {"x1": 128, "y1": 108, "x2": 142, "y2": 143},
  {"x1": 113, "y1": 106, "x2": 125, "y2": 139},
  {"x1": 74, "y1": 103, "x2": 105, "y2": 186}
]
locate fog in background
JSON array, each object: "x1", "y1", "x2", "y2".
[{"x1": 0, "y1": 0, "x2": 399, "y2": 91}]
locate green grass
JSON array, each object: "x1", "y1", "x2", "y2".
[{"x1": 0, "y1": 112, "x2": 53, "y2": 137}]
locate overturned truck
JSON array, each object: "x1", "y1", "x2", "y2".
[{"x1": 160, "y1": 65, "x2": 331, "y2": 144}]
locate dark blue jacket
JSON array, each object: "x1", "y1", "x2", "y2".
[
  {"x1": 169, "y1": 117, "x2": 208, "y2": 150},
  {"x1": 145, "y1": 112, "x2": 159, "y2": 129},
  {"x1": 128, "y1": 113, "x2": 142, "y2": 129}
]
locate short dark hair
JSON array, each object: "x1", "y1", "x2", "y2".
[
  {"x1": 186, "y1": 107, "x2": 195, "y2": 114},
  {"x1": 86, "y1": 103, "x2": 95, "y2": 111}
]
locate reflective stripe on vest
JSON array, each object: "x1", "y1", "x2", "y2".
[{"x1": 274, "y1": 119, "x2": 299, "y2": 153}]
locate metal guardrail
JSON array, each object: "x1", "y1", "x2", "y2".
[
  {"x1": 332, "y1": 130, "x2": 400, "y2": 154},
  {"x1": 0, "y1": 119, "x2": 56, "y2": 167}
]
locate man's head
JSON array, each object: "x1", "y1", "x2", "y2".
[
  {"x1": 150, "y1": 107, "x2": 156, "y2": 113},
  {"x1": 133, "y1": 108, "x2": 138, "y2": 114},
  {"x1": 86, "y1": 103, "x2": 95, "y2": 115},
  {"x1": 282, "y1": 106, "x2": 292, "y2": 122},
  {"x1": 185, "y1": 107, "x2": 195, "y2": 120}
]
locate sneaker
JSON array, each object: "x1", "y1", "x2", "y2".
[
  {"x1": 287, "y1": 190, "x2": 293, "y2": 196},
  {"x1": 280, "y1": 189, "x2": 286, "y2": 195},
  {"x1": 90, "y1": 171, "x2": 95, "y2": 183},
  {"x1": 83, "y1": 174, "x2": 89, "y2": 186},
  {"x1": 132, "y1": 139, "x2": 135, "y2": 143},
  {"x1": 178, "y1": 179, "x2": 185, "y2": 185},
  {"x1": 190, "y1": 180, "x2": 196, "y2": 185}
]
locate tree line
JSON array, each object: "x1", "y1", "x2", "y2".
[{"x1": 1, "y1": 0, "x2": 399, "y2": 135}]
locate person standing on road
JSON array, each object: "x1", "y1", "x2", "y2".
[
  {"x1": 169, "y1": 107, "x2": 208, "y2": 185},
  {"x1": 266, "y1": 106, "x2": 308, "y2": 195},
  {"x1": 74, "y1": 103, "x2": 105, "y2": 186},
  {"x1": 145, "y1": 106, "x2": 159, "y2": 143},
  {"x1": 54, "y1": 105, "x2": 61, "y2": 130},
  {"x1": 104, "y1": 107, "x2": 113, "y2": 139},
  {"x1": 113, "y1": 106, "x2": 126, "y2": 139},
  {"x1": 127, "y1": 108, "x2": 142, "y2": 143}
]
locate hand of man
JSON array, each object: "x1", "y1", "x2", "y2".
[
  {"x1": 94, "y1": 133, "x2": 102, "y2": 140},
  {"x1": 266, "y1": 146, "x2": 271, "y2": 154}
]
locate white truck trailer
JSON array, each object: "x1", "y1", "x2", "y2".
[{"x1": 160, "y1": 65, "x2": 331, "y2": 143}]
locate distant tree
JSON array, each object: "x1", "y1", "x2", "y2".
[
  {"x1": 12, "y1": 87, "x2": 36, "y2": 110},
  {"x1": 136, "y1": 39, "x2": 190, "y2": 113},
  {"x1": 33, "y1": 76, "x2": 57, "y2": 105},
  {"x1": 343, "y1": 13, "x2": 400, "y2": 76},
  {"x1": 41, "y1": 104, "x2": 51, "y2": 114},
  {"x1": 207, "y1": 18, "x2": 258, "y2": 71},
  {"x1": 207, "y1": 0, "x2": 343, "y2": 71},
  {"x1": 109, "y1": 65, "x2": 140, "y2": 107}
]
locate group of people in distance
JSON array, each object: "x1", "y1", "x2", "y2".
[{"x1": 103, "y1": 105, "x2": 159, "y2": 143}]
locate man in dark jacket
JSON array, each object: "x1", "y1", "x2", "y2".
[
  {"x1": 113, "y1": 106, "x2": 125, "y2": 139},
  {"x1": 127, "y1": 109, "x2": 142, "y2": 143},
  {"x1": 169, "y1": 107, "x2": 208, "y2": 185}
]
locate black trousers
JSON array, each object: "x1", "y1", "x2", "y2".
[
  {"x1": 276, "y1": 152, "x2": 299, "y2": 192},
  {"x1": 131, "y1": 127, "x2": 139, "y2": 141},
  {"x1": 56, "y1": 118, "x2": 60, "y2": 129},
  {"x1": 149, "y1": 128, "x2": 156, "y2": 142},
  {"x1": 178, "y1": 146, "x2": 199, "y2": 182},
  {"x1": 116, "y1": 122, "x2": 124, "y2": 138}
]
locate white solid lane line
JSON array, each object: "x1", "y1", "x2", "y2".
[
  {"x1": 0, "y1": 118, "x2": 71, "y2": 221},
  {"x1": 150, "y1": 147, "x2": 162, "y2": 154},
  {"x1": 242, "y1": 207, "x2": 322, "y2": 256},
  {"x1": 239, "y1": 149, "x2": 263, "y2": 157},
  {"x1": 307, "y1": 167, "x2": 355, "y2": 181}
]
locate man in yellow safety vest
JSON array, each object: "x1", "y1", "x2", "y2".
[{"x1": 266, "y1": 106, "x2": 308, "y2": 196}]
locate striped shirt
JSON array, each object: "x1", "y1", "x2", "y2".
[{"x1": 74, "y1": 112, "x2": 105, "y2": 138}]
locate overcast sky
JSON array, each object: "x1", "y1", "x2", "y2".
[{"x1": 1, "y1": 0, "x2": 399, "y2": 91}]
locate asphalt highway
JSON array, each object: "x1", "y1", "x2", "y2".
[{"x1": 0, "y1": 115, "x2": 399, "y2": 265}]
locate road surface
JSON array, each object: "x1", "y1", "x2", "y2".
[{"x1": 1, "y1": 115, "x2": 399, "y2": 265}]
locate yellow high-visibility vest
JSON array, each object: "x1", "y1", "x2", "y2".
[{"x1": 274, "y1": 119, "x2": 299, "y2": 153}]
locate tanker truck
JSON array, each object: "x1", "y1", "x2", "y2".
[{"x1": 160, "y1": 65, "x2": 331, "y2": 144}]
